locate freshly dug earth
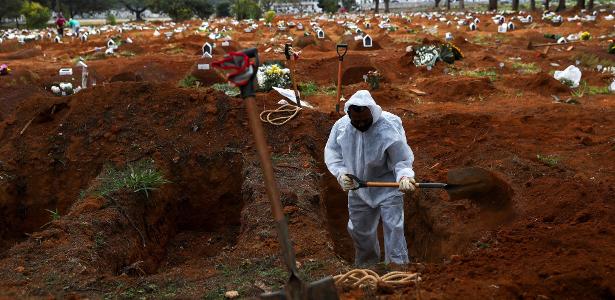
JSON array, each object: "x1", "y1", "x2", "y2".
[{"x1": 0, "y1": 11, "x2": 614, "y2": 300}]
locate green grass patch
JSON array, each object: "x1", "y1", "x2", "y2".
[
  {"x1": 76, "y1": 52, "x2": 107, "y2": 62},
  {"x1": 86, "y1": 159, "x2": 170, "y2": 199},
  {"x1": 472, "y1": 34, "x2": 492, "y2": 46},
  {"x1": 298, "y1": 81, "x2": 319, "y2": 96},
  {"x1": 537, "y1": 154, "x2": 560, "y2": 167},
  {"x1": 166, "y1": 47, "x2": 184, "y2": 54},
  {"x1": 286, "y1": 82, "x2": 338, "y2": 97},
  {"x1": 494, "y1": 33, "x2": 512, "y2": 43},
  {"x1": 574, "y1": 53, "x2": 615, "y2": 69},
  {"x1": 567, "y1": 81, "x2": 612, "y2": 98},
  {"x1": 179, "y1": 75, "x2": 201, "y2": 88},
  {"x1": 512, "y1": 62, "x2": 541, "y2": 74},
  {"x1": 476, "y1": 242, "x2": 490, "y2": 249},
  {"x1": 458, "y1": 69, "x2": 498, "y2": 81},
  {"x1": 119, "y1": 51, "x2": 136, "y2": 57},
  {"x1": 212, "y1": 256, "x2": 288, "y2": 296},
  {"x1": 587, "y1": 85, "x2": 611, "y2": 95},
  {"x1": 393, "y1": 36, "x2": 423, "y2": 44},
  {"x1": 320, "y1": 85, "x2": 337, "y2": 96},
  {"x1": 212, "y1": 83, "x2": 240, "y2": 97}
]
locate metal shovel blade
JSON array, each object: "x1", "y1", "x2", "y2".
[{"x1": 259, "y1": 276, "x2": 339, "y2": 300}]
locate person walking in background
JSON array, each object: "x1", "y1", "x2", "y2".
[
  {"x1": 55, "y1": 14, "x2": 67, "y2": 37},
  {"x1": 68, "y1": 18, "x2": 80, "y2": 35}
]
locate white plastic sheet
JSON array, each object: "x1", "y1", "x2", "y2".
[
  {"x1": 272, "y1": 87, "x2": 314, "y2": 108},
  {"x1": 554, "y1": 65, "x2": 582, "y2": 88}
]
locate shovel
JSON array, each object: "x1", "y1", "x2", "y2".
[
  {"x1": 335, "y1": 44, "x2": 348, "y2": 114},
  {"x1": 346, "y1": 167, "x2": 512, "y2": 208},
  {"x1": 213, "y1": 48, "x2": 339, "y2": 300},
  {"x1": 285, "y1": 43, "x2": 302, "y2": 108},
  {"x1": 527, "y1": 40, "x2": 581, "y2": 50}
]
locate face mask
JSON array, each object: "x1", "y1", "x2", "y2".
[{"x1": 351, "y1": 119, "x2": 373, "y2": 132}]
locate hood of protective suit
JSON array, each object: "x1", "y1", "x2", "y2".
[{"x1": 344, "y1": 90, "x2": 382, "y2": 123}]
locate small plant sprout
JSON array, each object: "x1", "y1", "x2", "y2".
[
  {"x1": 537, "y1": 154, "x2": 560, "y2": 167},
  {"x1": 40, "y1": 208, "x2": 61, "y2": 228},
  {"x1": 179, "y1": 74, "x2": 201, "y2": 88},
  {"x1": 123, "y1": 163, "x2": 170, "y2": 198}
]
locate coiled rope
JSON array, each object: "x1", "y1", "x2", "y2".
[
  {"x1": 259, "y1": 104, "x2": 302, "y2": 125},
  {"x1": 333, "y1": 269, "x2": 421, "y2": 289}
]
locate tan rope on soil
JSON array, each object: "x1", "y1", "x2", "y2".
[
  {"x1": 259, "y1": 104, "x2": 301, "y2": 125},
  {"x1": 333, "y1": 269, "x2": 421, "y2": 289}
]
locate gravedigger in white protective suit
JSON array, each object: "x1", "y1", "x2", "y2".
[{"x1": 325, "y1": 90, "x2": 417, "y2": 266}]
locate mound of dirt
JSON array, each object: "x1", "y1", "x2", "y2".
[
  {"x1": 452, "y1": 35, "x2": 482, "y2": 52},
  {"x1": 3, "y1": 47, "x2": 43, "y2": 60},
  {"x1": 374, "y1": 33, "x2": 395, "y2": 48},
  {"x1": 109, "y1": 71, "x2": 143, "y2": 82},
  {"x1": 189, "y1": 68, "x2": 225, "y2": 84},
  {"x1": 294, "y1": 35, "x2": 317, "y2": 48},
  {"x1": 418, "y1": 76, "x2": 495, "y2": 102},
  {"x1": 342, "y1": 66, "x2": 376, "y2": 85},
  {"x1": 503, "y1": 72, "x2": 570, "y2": 96}
]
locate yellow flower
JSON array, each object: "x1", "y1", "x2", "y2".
[
  {"x1": 580, "y1": 31, "x2": 591, "y2": 41},
  {"x1": 265, "y1": 64, "x2": 283, "y2": 76}
]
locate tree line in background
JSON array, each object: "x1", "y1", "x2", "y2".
[
  {"x1": 0, "y1": 0, "x2": 252, "y2": 28},
  {"x1": 0, "y1": 0, "x2": 602, "y2": 29}
]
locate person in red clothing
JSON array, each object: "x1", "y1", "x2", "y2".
[{"x1": 55, "y1": 14, "x2": 67, "y2": 37}]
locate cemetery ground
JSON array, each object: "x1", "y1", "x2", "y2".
[{"x1": 1, "y1": 10, "x2": 614, "y2": 299}]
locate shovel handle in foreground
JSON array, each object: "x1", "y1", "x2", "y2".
[
  {"x1": 284, "y1": 43, "x2": 302, "y2": 108},
  {"x1": 214, "y1": 48, "x2": 338, "y2": 300},
  {"x1": 346, "y1": 174, "x2": 449, "y2": 190},
  {"x1": 335, "y1": 44, "x2": 348, "y2": 114}
]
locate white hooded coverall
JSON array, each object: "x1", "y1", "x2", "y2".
[{"x1": 324, "y1": 90, "x2": 415, "y2": 266}]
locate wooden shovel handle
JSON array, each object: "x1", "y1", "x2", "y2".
[
  {"x1": 364, "y1": 182, "x2": 448, "y2": 189},
  {"x1": 365, "y1": 181, "x2": 399, "y2": 188}
]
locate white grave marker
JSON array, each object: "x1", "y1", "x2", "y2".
[
  {"x1": 76, "y1": 60, "x2": 88, "y2": 88},
  {"x1": 317, "y1": 29, "x2": 325, "y2": 39},
  {"x1": 202, "y1": 42, "x2": 213, "y2": 56},
  {"x1": 363, "y1": 34, "x2": 373, "y2": 48},
  {"x1": 59, "y1": 68, "x2": 73, "y2": 76}
]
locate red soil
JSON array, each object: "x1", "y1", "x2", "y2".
[{"x1": 0, "y1": 10, "x2": 614, "y2": 299}]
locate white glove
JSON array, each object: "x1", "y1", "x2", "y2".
[
  {"x1": 339, "y1": 174, "x2": 358, "y2": 191},
  {"x1": 399, "y1": 177, "x2": 417, "y2": 193}
]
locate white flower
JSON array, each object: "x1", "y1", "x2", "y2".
[{"x1": 59, "y1": 82, "x2": 72, "y2": 90}]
